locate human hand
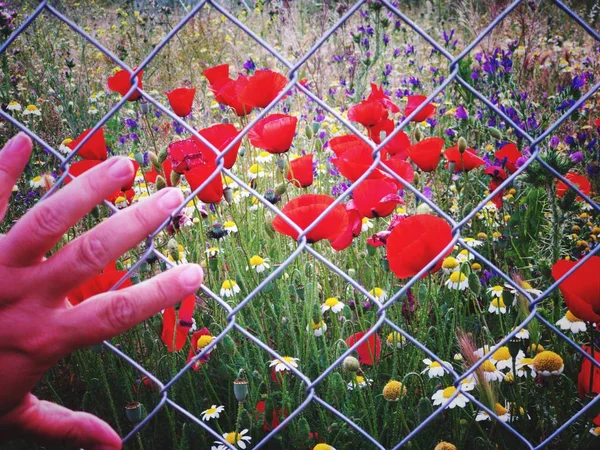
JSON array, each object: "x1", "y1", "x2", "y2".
[{"x1": 0, "y1": 133, "x2": 203, "y2": 449}]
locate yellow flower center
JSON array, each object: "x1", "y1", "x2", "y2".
[
  {"x1": 224, "y1": 432, "x2": 239, "y2": 444},
  {"x1": 471, "y1": 263, "x2": 482, "y2": 271},
  {"x1": 32, "y1": 176, "x2": 41, "y2": 182},
  {"x1": 282, "y1": 356, "x2": 296, "y2": 364},
  {"x1": 491, "y1": 285, "x2": 503, "y2": 292},
  {"x1": 434, "y1": 442, "x2": 457, "y2": 450},
  {"x1": 522, "y1": 281, "x2": 532, "y2": 290},
  {"x1": 492, "y1": 346, "x2": 511, "y2": 361},
  {"x1": 449, "y1": 272, "x2": 466, "y2": 282},
  {"x1": 249, "y1": 163, "x2": 263, "y2": 174},
  {"x1": 314, "y1": 444, "x2": 333, "y2": 450},
  {"x1": 26, "y1": 104, "x2": 38, "y2": 111},
  {"x1": 520, "y1": 357, "x2": 533, "y2": 366},
  {"x1": 491, "y1": 298, "x2": 506, "y2": 308},
  {"x1": 565, "y1": 310, "x2": 581, "y2": 322},
  {"x1": 387, "y1": 331, "x2": 403, "y2": 344},
  {"x1": 222, "y1": 279, "x2": 237, "y2": 289},
  {"x1": 442, "y1": 386, "x2": 456, "y2": 398},
  {"x1": 355, "y1": 375, "x2": 365, "y2": 384},
  {"x1": 205, "y1": 406, "x2": 218, "y2": 415},
  {"x1": 494, "y1": 403, "x2": 508, "y2": 415},
  {"x1": 250, "y1": 255, "x2": 264, "y2": 266},
  {"x1": 383, "y1": 380, "x2": 405, "y2": 401},
  {"x1": 325, "y1": 297, "x2": 339, "y2": 307},
  {"x1": 197, "y1": 335, "x2": 214, "y2": 349},
  {"x1": 481, "y1": 360, "x2": 496, "y2": 372},
  {"x1": 429, "y1": 361, "x2": 441, "y2": 368},
  {"x1": 259, "y1": 151, "x2": 270, "y2": 158},
  {"x1": 370, "y1": 287, "x2": 383, "y2": 297},
  {"x1": 224, "y1": 221, "x2": 236, "y2": 228},
  {"x1": 442, "y1": 257, "x2": 459, "y2": 269},
  {"x1": 311, "y1": 320, "x2": 325, "y2": 330},
  {"x1": 477, "y1": 232, "x2": 488, "y2": 240},
  {"x1": 533, "y1": 351, "x2": 563, "y2": 372}
]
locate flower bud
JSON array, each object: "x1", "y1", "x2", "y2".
[
  {"x1": 221, "y1": 335, "x2": 236, "y2": 356},
  {"x1": 275, "y1": 183, "x2": 287, "y2": 197},
  {"x1": 170, "y1": 170, "x2": 181, "y2": 186},
  {"x1": 297, "y1": 417, "x2": 311, "y2": 445},
  {"x1": 134, "y1": 152, "x2": 144, "y2": 166},
  {"x1": 342, "y1": 356, "x2": 360, "y2": 373},
  {"x1": 489, "y1": 126, "x2": 502, "y2": 140},
  {"x1": 458, "y1": 136, "x2": 467, "y2": 153},
  {"x1": 275, "y1": 157, "x2": 288, "y2": 172},
  {"x1": 414, "y1": 127, "x2": 422, "y2": 142},
  {"x1": 312, "y1": 122, "x2": 320, "y2": 134},
  {"x1": 149, "y1": 151, "x2": 161, "y2": 171},
  {"x1": 156, "y1": 175, "x2": 167, "y2": 191},
  {"x1": 223, "y1": 187, "x2": 233, "y2": 204},
  {"x1": 305, "y1": 125, "x2": 313, "y2": 140},
  {"x1": 468, "y1": 272, "x2": 481, "y2": 294},
  {"x1": 158, "y1": 148, "x2": 168, "y2": 164},
  {"x1": 329, "y1": 372, "x2": 346, "y2": 404},
  {"x1": 415, "y1": 202, "x2": 431, "y2": 215}
]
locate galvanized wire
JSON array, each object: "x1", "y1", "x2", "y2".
[{"x1": 2, "y1": 0, "x2": 600, "y2": 449}]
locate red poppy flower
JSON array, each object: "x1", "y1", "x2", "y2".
[
  {"x1": 367, "y1": 83, "x2": 400, "y2": 113},
  {"x1": 67, "y1": 270, "x2": 132, "y2": 306},
  {"x1": 404, "y1": 95, "x2": 436, "y2": 122},
  {"x1": 348, "y1": 100, "x2": 388, "y2": 128},
  {"x1": 194, "y1": 123, "x2": 241, "y2": 169},
  {"x1": 487, "y1": 178, "x2": 504, "y2": 209},
  {"x1": 165, "y1": 87, "x2": 196, "y2": 118},
  {"x1": 494, "y1": 143, "x2": 521, "y2": 173},
  {"x1": 255, "y1": 400, "x2": 288, "y2": 431},
  {"x1": 248, "y1": 114, "x2": 298, "y2": 153},
  {"x1": 107, "y1": 188, "x2": 135, "y2": 207},
  {"x1": 272, "y1": 194, "x2": 348, "y2": 244},
  {"x1": 551, "y1": 257, "x2": 600, "y2": 322},
  {"x1": 68, "y1": 128, "x2": 107, "y2": 161},
  {"x1": 215, "y1": 76, "x2": 254, "y2": 116},
  {"x1": 386, "y1": 214, "x2": 453, "y2": 279},
  {"x1": 330, "y1": 201, "x2": 363, "y2": 251},
  {"x1": 167, "y1": 138, "x2": 205, "y2": 174},
  {"x1": 382, "y1": 157, "x2": 415, "y2": 189},
  {"x1": 163, "y1": 159, "x2": 174, "y2": 187},
  {"x1": 286, "y1": 154, "x2": 314, "y2": 188},
  {"x1": 345, "y1": 330, "x2": 381, "y2": 366},
  {"x1": 368, "y1": 119, "x2": 410, "y2": 160},
  {"x1": 352, "y1": 179, "x2": 402, "y2": 218},
  {"x1": 595, "y1": 118, "x2": 600, "y2": 130},
  {"x1": 184, "y1": 162, "x2": 223, "y2": 204},
  {"x1": 484, "y1": 165, "x2": 508, "y2": 181},
  {"x1": 187, "y1": 327, "x2": 213, "y2": 370},
  {"x1": 556, "y1": 172, "x2": 591, "y2": 200},
  {"x1": 407, "y1": 137, "x2": 444, "y2": 172},
  {"x1": 331, "y1": 146, "x2": 378, "y2": 182},
  {"x1": 143, "y1": 165, "x2": 160, "y2": 184},
  {"x1": 239, "y1": 69, "x2": 288, "y2": 108},
  {"x1": 578, "y1": 345, "x2": 600, "y2": 399},
  {"x1": 203, "y1": 64, "x2": 230, "y2": 86},
  {"x1": 107, "y1": 68, "x2": 144, "y2": 101},
  {"x1": 64, "y1": 159, "x2": 137, "y2": 192},
  {"x1": 443, "y1": 146, "x2": 485, "y2": 172},
  {"x1": 161, "y1": 294, "x2": 195, "y2": 352},
  {"x1": 328, "y1": 134, "x2": 370, "y2": 157}
]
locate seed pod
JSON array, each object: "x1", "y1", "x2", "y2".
[
  {"x1": 311, "y1": 122, "x2": 320, "y2": 134},
  {"x1": 458, "y1": 136, "x2": 467, "y2": 153},
  {"x1": 343, "y1": 356, "x2": 360, "y2": 373}
]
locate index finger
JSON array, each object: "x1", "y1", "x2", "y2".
[{"x1": 0, "y1": 133, "x2": 33, "y2": 221}]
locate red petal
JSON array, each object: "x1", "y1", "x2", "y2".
[
  {"x1": 494, "y1": 143, "x2": 521, "y2": 173},
  {"x1": 239, "y1": 69, "x2": 288, "y2": 108},
  {"x1": 556, "y1": 172, "x2": 591, "y2": 200},
  {"x1": 443, "y1": 147, "x2": 485, "y2": 172},
  {"x1": 353, "y1": 179, "x2": 401, "y2": 218},
  {"x1": 166, "y1": 87, "x2": 196, "y2": 118},
  {"x1": 68, "y1": 128, "x2": 107, "y2": 161},
  {"x1": 348, "y1": 101, "x2": 388, "y2": 128},
  {"x1": 552, "y1": 257, "x2": 600, "y2": 322},
  {"x1": 185, "y1": 163, "x2": 223, "y2": 204},
  {"x1": 407, "y1": 137, "x2": 444, "y2": 172},
  {"x1": 286, "y1": 154, "x2": 314, "y2": 188},
  {"x1": 345, "y1": 330, "x2": 381, "y2": 366},
  {"x1": 248, "y1": 114, "x2": 298, "y2": 153},
  {"x1": 161, "y1": 307, "x2": 177, "y2": 352},
  {"x1": 194, "y1": 123, "x2": 241, "y2": 169},
  {"x1": 404, "y1": 95, "x2": 436, "y2": 122},
  {"x1": 107, "y1": 69, "x2": 143, "y2": 101}
]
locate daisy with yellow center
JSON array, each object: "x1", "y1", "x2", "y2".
[
  {"x1": 29, "y1": 173, "x2": 55, "y2": 189},
  {"x1": 59, "y1": 137, "x2": 74, "y2": 154},
  {"x1": 206, "y1": 246, "x2": 220, "y2": 257},
  {"x1": 223, "y1": 220, "x2": 238, "y2": 233},
  {"x1": 590, "y1": 426, "x2": 600, "y2": 436},
  {"x1": 512, "y1": 327, "x2": 530, "y2": 340},
  {"x1": 256, "y1": 151, "x2": 273, "y2": 163},
  {"x1": 201, "y1": 404, "x2": 224, "y2": 421},
  {"x1": 114, "y1": 195, "x2": 129, "y2": 210},
  {"x1": 422, "y1": 358, "x2": 451, "y2": 378},
  {"x1": 382, "y1": 380, "x2": 406, "y2": 401},
  {"x1": 7, "y1": 101, "x2": 21, "y2": 111},
  {"x1": 488, "y1": 297, "x2": 507, "y2": 314},
  {"x1": 88, "y1": 105, "x2": 99, "y2": 115},
  {"x1": 269, "y1": 356, "x2": 299, "y2": 372},
  {"x1": 307, "y1": 320, "x2": 328, "y2": 337},
  {"x1": 487, "y1": 285, "x2": 504, "y2": 298},
  {"x1": 220, "y1": 279, "x2": 240, "y2": 297},
  {"x1": 23, "y1": 104, "x2": 41, "y2": 116},
  {"x1": 248, "y1": 255, "x2": 270, "y2": 273},
  {"x1": 347, "y1": 375, "x2": 372, "y2": 390},
  {"x1": 386, "y1": 331, "x2": 407, "y2": 349},
  {"x1": 556, "y1": 310, "x2": 587, "y2": 333},
  {"x1": 515, "y1": 354, "x2": 535, "y2": 378},
  {"x1": 476, "y1": 402, "x2": 510, "y2": 422},
  {"x1": 471, "y1": 262, "x2": 482, "y2": 271},
  {"x1": 480, "y1": 359, "x2": 504, "y2": 382},
  {"x1": 456, "y1": 248, "x2": 474, "y2": 262},
  {"x1": 434, "y1": 442, "x2": 457, "y2": 450},
  {"x1": 431, "y1": 386, "x2": 469, "y2": 409},
  {"x1": 216, "y1": 429, "x2": 251, "y2": 449},
  {"x1": 463, "y1": 237, "x2": 483, "y2": 247},
  {"x1": 460, "y1": 374, "x2": 477, "y2": 391},
  {"x1": 532, "y1": 351, "x2": 564, "y2": 376},
  {"x1": 248, "y1": 163, "x2": 265, "y2": 179},
  {"x1": 442, "y1": 256, "x2": 460, "y2": 273},
  {"x1": 445, "y1": 271, "x2": 468, "y2": 290},
  {"x1": 321, "y1": 297, "x2": 344, "y2": 314},
  {"x1": 313, "y1": 444, "x2": 337, "y2": 450},
  {"x1": 361, "y1": 217, "x2": 373, "y2": 232},
  {"x1": 369, "y1": 287, "x2": 387, "y2": 301},
  {"x1": 505, "y1": 281, "x2": 543, "y2": 298},
  {"x1": 490, "y1": 346, "x2": 520, "y2": 371}
]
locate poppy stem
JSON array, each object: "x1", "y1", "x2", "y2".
[{"x1": 590, "y1": 325, "x2": 596, "y2": 394}]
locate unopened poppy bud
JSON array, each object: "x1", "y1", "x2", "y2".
[
  {"x1": 134, "y1": 152, "x2": 144, "y2": 166},
  {"x1": 156, "y1": 175, "x2": 166, "y2": 191},
  {"x1": 489, "y1": 127, "x2": 502, "y2": 140},
  {"x1": 414, "y1": 127, "x2": 422, "y2": 142},
  {"x1": 275, "y1": 157, "x2": 288, "y2": 172},
  {"x1": 149, "y1": 151, "x2": 161, "y2": 171},
  {"x1": 238, "y1": 146, "x2": 246, "y2": 157},
  {"x1": 379, "y1": 131, "x2": 387, "y2": 142},
  {"x1": 305, "y1": 125, "x2": 313, "y2": 140},
  {"x1": 416, "y1": 202, "x2": 431, "y2": 215},
  {"x1": 458, "y1": 136, "x2": 467, "y2": 153},
  {"x1": 167, "y1": 238, "x2": 179, "y2": 261},
  {"x1": 158, "y1": 148, "x2": 168, "y2": 163},
  {"x1": 312, "y1": 122, "x2": 320, "y2": 134},
  {"x1": 275, "y1": 183, "x2": 287, "y2": 197},
  {"x1": 417, "y1": 396, "x2": 433, "y2": 422},
  {"x1": 297, "y1": 417, "x2": 311, "y2": 444},
  {"x1": 221, "y1": 335, "x2": 236, "y2": 356},
  {"x1": 140, "y1": 100, "x2": 150, "y2": 115},
  {"x1": 343, "y1": 356, "x2": 360, "y2": 373},
  {"x1": 223, "y1": 187, "x2": 233, "y2": 204},
  {"x1": 329, "y1": 372, "x2": 346, "y2": 404},
  {"x1": 468, "y1": 272, "x2": 481, "y2": 294},
  {"x1": 315, "y1": 138, "x2": 322, "y2": 152},
  {"x1": 170, "y1": 170, "x2": 180, "y2": 186}
]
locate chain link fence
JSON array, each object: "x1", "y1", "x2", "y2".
[{"x1": 2, "y1": 0, "x2": 600, "y2": 448}]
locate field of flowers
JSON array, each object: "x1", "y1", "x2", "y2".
[{"x1": 2, "y1": 0, "x2": 600, "y2": 449}]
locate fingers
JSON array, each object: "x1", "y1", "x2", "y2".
[
  {"x1": 0, "y1": 394, "x2": 122, "y2": 450},
  {"x1": 58, "y1": 264, "x2": 203, "y2": 350},
  {"x1": 39, "y1": 187, "x2": 184, "y2": 296},
  {"x1": 0, "y1": 133, "x2": 33, "y2": 221},
  {"x1": 0, "y1": 156, "x2": 135, "y2": 267}
]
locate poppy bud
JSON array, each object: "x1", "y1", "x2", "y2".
[
  {"x1": 275, "y1": 183, "x2": 287, "y2": 197},
  {"x1": 414, "y1": 127, "x2": 422, "y2": 142},
  {"x1": 297, "y1": 417, "x2": 311, "y2": 445},
  {"x1": 343, "y1": 356, "x2": 360, "y2": 373},
  {"x1": 239, "y1": 146, "x2": 246, "y2": 156},
  {"x1": 221, "y1": 335, "x2": 236, "y2": 356},
  {"x1": 275, "y1": 157, "x2": 288, "y2": 172},
  {"x1": 158, "y1": 148, "x2": 168, "y2": 163},
  {"x1": 329, "y1": 372, "x2": 346, "y2": 404},
  {"x1": 149, "y1": 151, "x2": 161, "y2": 171},
  {"x1": 468, "y1": 272, "x2": 481, "y2": 294},
  {"x1": 416, "y1": 202, "x2": 431, "y2": 215},
  {"x1": 417, "y1": 396, "x2": 433, "y2": 423},
  {"x1": 264, "y1": 189, "x2": 281, "y2": 204},
  {"x1": 170, "y1": 170, "x2": 181, "y2": 186},
  {"x1": 156, "y1": 175, "x2": 167, "y2": 191},
  {"x1": 458, "y1": 136, "x2": 467, "y2": 153},
  {"x1": 140, "y1": 101, "x2": 150, "y2": 115},
  {"x1": 134, "y1": 152, "x2": 144, "y2": 166},
  {"x1": 167, "y1": 238, "x2": 179, "y2": 261},
  {"x1": 223, "y1": 187, "x2": 233, "y2": 204},
  {"x1": 489, "y1": 127, "x2": 502, "y2": 140},
  {"x1": 312, "y1": 122, "x2": 320, "y2": 134},
  {"x1": 315, "y1": 138, "x2": 322, "y2": 152},
  {"x1": 305, "y1": 125, "x2": 313, "y2": 140}
]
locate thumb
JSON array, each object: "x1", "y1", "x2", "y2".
[{"x1": 1, "y1": 394, "x2": 122, "y2": 449}]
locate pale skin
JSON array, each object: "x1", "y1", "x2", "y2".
[{"x1": 0, "y1": 133, "x2": 204, "y2": 449}]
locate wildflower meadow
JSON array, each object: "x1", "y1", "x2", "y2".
[{"x1": 1, "y1": 0, "x2": 600, "y2": 449}]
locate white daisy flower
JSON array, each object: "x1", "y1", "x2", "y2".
[
  {"x1": 476, "y1": 403, "x2": 510, "y2": 422},
  {"x1": 29, "y1": 173, "x2": 55, "y2": 189},
  {"x1": 59, "y1": 138, "x2": 73, "y2": 154},
  {"x1": 347, "y1": 375, "x2": 372, "y2": 390},
  {"x1": 442, "y1": 256, "x2": 460, "y2": 274},
  {"x1": 206, "y1": 246, "x2": 220, "y2": 257},
  {"x1": 513, "y1": 327, "x2": 530, "y2": 340},
  {"x1": 269, "y1": 356, "x2": 299, "y2": 373},
  {"x1": 487, "y1": 285, "x2": 504, "y2": 298},
  {"x1": 445, "y1": 271, "x2": 468, "y2": 290},
  {"x1": 247, "y1": 255, "x2": 270, "y2": 273},
  {"x1": 515, "y1": 354, "x2": 536, "y2": 378},
  {"x1": 307, "y1": 320, "x2": 328, "y2": 337},
  {"x1": 217, "y1": 429, "x2": 251, "y2": 449},
  {"x1": 321, "y1": 297, "x2": 344, "y2": 314},
  {"x1": 88, "y1": 105, "x2": 99, "y2": 115},
  {"x1": 488, "y1": 298, "x2": 507, "y2": 314},
  {"x1": 361, "y1": 217, "x2": 373, "y2": 232},
  {"x1": 421, "y1": 358, "x2": 451, "y2": 378},
  {"x1": 480, "y1": 360, "x2": 504, "y2": 382},
  {"x1": 256, "y1": 151, "x2": 273, "y2": 163},
  {"x1": 456, "y1": 248, "x2": 474, "y2": 262},
  {"x1": 23, "y1": 104, "x2": 41, "y2": 116},
  {"x1": 463, "y1": 237, "x2": 483, "y2": 247},
  {"x1": 431, "y1": 386, "x2": 469, "y2": 409},
  {"x1": 505, "y1": 281, "x2": 543, "y2": 298},
  {"x1": 248, "y1": 163, "x2": 265, "y2": 179},
  {"x1": 223, "y1": 220, "x2": 238, "y2": 233},
  {"x1": 474, "y1": 345, "x2": 491, "y2": 359},
  {"x1": 201, "y1": 405, "x2": 225, "y2": 421},
  {"x1": 368, "y1": 287, "x2": 387, "y2": 302},
  {"x1": 7, "y1": 101, "x2": 21, "y2": 111},
  {"x1": 490, "y1": 347, "x2": 522, "y2": 371},
  {"x1": 220, "y1": 279, "x2": 240, "y2": 297},
  {"x1": 555, "y1": 310, "x2": 587, "y2": 334},
  {"x1": 386, "y1": 331, "x2": 407, "y2": 349},
  {"x1": 459, "y1": 374, "x2": 477, "y2": 391}
]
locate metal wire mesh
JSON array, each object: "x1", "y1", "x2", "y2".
[{"x1": 2, "y1": 0, "x2": 600, "y2": 449}]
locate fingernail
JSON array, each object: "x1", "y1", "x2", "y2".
[
  {"x1": 158, "y1": 188, "x2": 183, "y2": 210},
  {"x1": 180, "y1": 265, "x2": 203, "y2": 289},
  {"x1": 108, "y1": 157, "x2": 133, "y2": 179}
]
